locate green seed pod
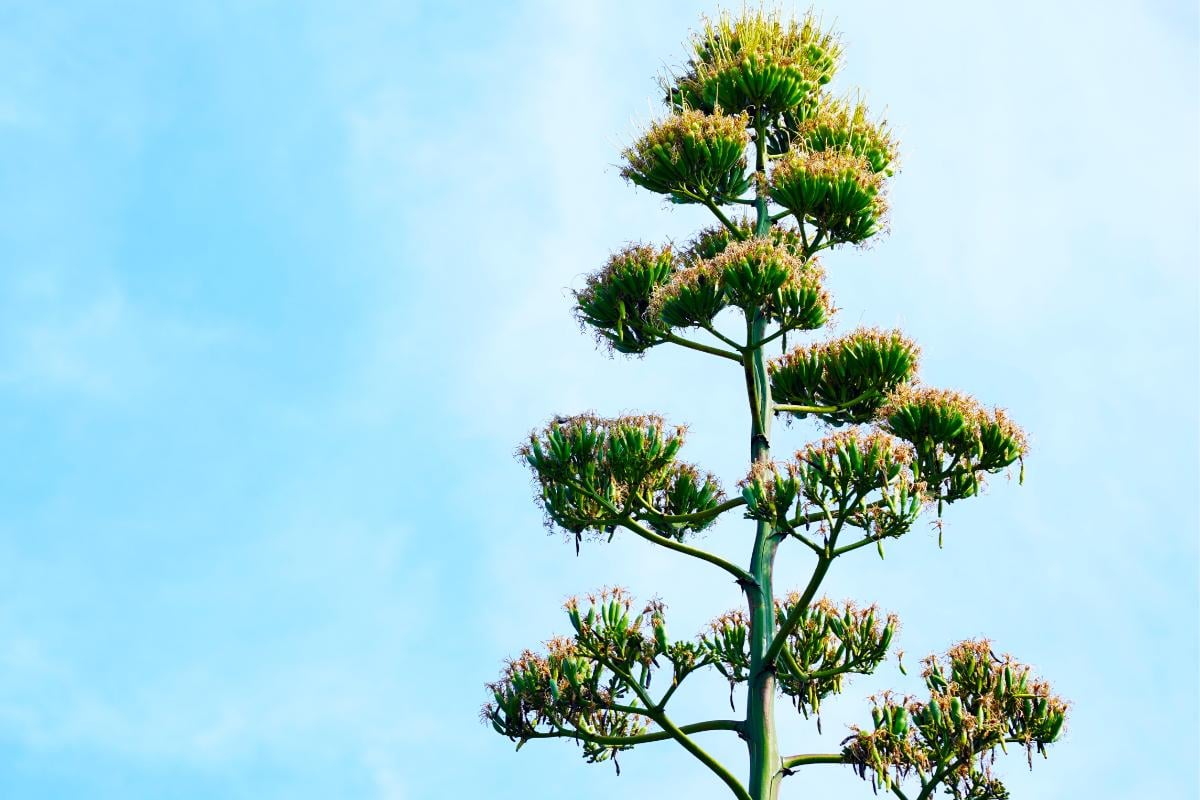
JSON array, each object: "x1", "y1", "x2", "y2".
[{"x1": 949, "y1": 696, "x2": 964, "y2": 725}]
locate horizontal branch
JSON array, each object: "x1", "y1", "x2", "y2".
[
  {"x1": 773, "y1": 389, "x2": 879, "y2": 416},
  {"x1": 528, "y1": 718, "x2": 742, "y2": 748},
  {"x1": 618, "y1": 514, "x2": 755, "y2": 586},
  {"x1": 634, "y1": 495, "x2": 747, "y2": 527},
  {"x1": 781, "y1": 753, "x2": 846, "y2": 770},
  {"x1": 555, "y1": 477, "x2": 754, "y2": 584},
  {"x1": 832, "y1": 535, "x2": 885, "y2": 557},
  {"x1": 664, "y1": 333, "x2": 743, "y2": 363}
]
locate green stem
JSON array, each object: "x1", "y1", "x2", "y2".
[
  {"x1": 915, "y1": 758, "x2": 964, "y2": 800},
  {"x1": 747, "y1": 326, "x2": 789, "y2": 350},
  {"x1": 702, "y1": 322, "x2": 747, "y2": 353},
  {"x1": 617, "y1": 514, "x2": 755, "y2": 585},
  {"x1": 764, "y1": 554, "x2": 832, "y2": 665},
  {"x1": 557, "y1": 477, "x2": 755, "y2": 584},
  {"x1": 704, "y1": 198, "x2": 747, "y2": 239},
  {"x1": 633, "y1": 495, "x2": 747, "y2": 527},
  {"x1": 773, "y1": 389, "x2": 880, "y2": 416},
  {"x1": 833, "y1": 535, "x2": 888, "y2": 557},
  {"x1": 593, "y1": 651, "x2": 752, "y2": 800},
  {"x1": 744, "y1": 113, "x2": 784, "y2": 800},
  {"x1": 665, "y1": 332, "x2": 743, "y2": 363},
  {"x1": 780, "y1": 753, "x2": 845, "y2": 769},
  {"x1": 775, "y1": 521, "x2": 824, "y2": 556},
  {"x1": 530, "y1": 718, "x2": 743, "y2": 748}
]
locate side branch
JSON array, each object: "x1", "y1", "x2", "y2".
[
  {"x1": 559, "y1": 477, "x2": 754, "y2": 584},
  {"x1": 589, "y1": 650, "x2": 752, "y2": 800},
  {"x1": 703, "y1": 198, "x2": 748, "y2": 240},
  {"x1": 529, "y1": 718, "x2": 742, "y2": 748},
  {"x1": 618, "y1": 514, "x2": 755, "y2": 586},
  {"x1": 774, "y1": 389, "x2": 879, "y2": 415},
  {"x1": 665, "y1": 333, "x2": 743, "y2": 363},
  {"x1": 634, "y1": 495, "x2": 747, "y2": 527},
  {"x1": 781, "y1": 753, "x2": 846, "y2": 770},
  {"x1": 764, "y1": 554, "x2": 832, "y2": 665}
]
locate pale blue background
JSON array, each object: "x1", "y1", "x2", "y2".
[{"x1": 1, "y1": 2, "x2": 1196, "y2": 798}]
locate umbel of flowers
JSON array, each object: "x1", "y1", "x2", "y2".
[{"x1": 485, "y1": 10, "x2": 1065, "y2": 800}]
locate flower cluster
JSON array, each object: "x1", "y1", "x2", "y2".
[
  {"x1": 770, "y1": 327, "x2": 922, "y2": 425},
  {"x1": 520, "y1": 414, "x2": 725, "y2": 546},
  {"x1": 666, "y1": 10, "x2": 841, "y2": 117},
  {"x1": 880, "y1": 386, "x2": 1029, "y2": 507},
  {"x1": 621, "y1": 110, "x2": 752, "y2": 204},
  {"x1": 843, "y1": 640, "x2": 1068, "y2": 797}
]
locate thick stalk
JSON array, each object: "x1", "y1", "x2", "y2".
[
  {"x1": 744, "y1": 312, "x2": 779, "y2": 800},
  {"x1": 745, "y1": 113, "x2": 782, "y2": 800}
]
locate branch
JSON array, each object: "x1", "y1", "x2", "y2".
[
  {"x1": 764, "y1": 554, "x2": 832, "y2": 665},
  {"x1": 771, "y1": 513, "x2": 825, "y2": 553},
  {"x1": 588, "y1": 649, "x2": 752, "y2": 800},
  {"x1": 618, "y1": 514, "x2": 755, "y2": 585},
  {"x1": 773, "y1": 389, "x2": 880, "y2": 416},
  {"x1": 527, "y1": 718, "x2": 742, "y2": 748},
  {"x1": 775, "y1": 520, "x2": 825, "y2": 556},
  {"x1": 633, "y1": 495, "x2": 747, "y2": 528},
  {"x1": 786, "y1": 507, "x2": 830, "y2": 530},
  {"x1": 915, "y1": 758, "x2": 964, "y2": 800},
  {"x1": 781, "y1": 753, "x2": 845, "y2": 770},
  {"x1": 702, "y1": 197, "x2": 747, "y2": 240},
  {"x1": 559, "y1": 479, "x2": 755, "y2": 585},
  {"x1": 746, "y1": 326, "x2": 788, "y2": 350},
  {"x1": 664, "y1": 333, "x2": 743, "y2": 363},
  {"x1": 766, "y1": 493, "x2": 856, "y2": 664},
  {"x1": 832, "y1": 535, "x2": 887, "y2": 557},
  {"x1": 701, "y1": 322, "x2": 747, "y2": 353}
]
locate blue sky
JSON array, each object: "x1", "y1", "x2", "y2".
[{"x1": 0, "y1": 1, "x2": 1196, "y2": 798}]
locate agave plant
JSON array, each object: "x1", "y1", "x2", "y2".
[{"x1": 484, "y1": 9, "x2": 1066, "y2": 800}]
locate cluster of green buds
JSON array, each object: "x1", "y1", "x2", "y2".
[
  {"x1": 621, "y1": 109, "x2": 753, "y2": 205},
  {"x1": 773, "y1": 597, "x2": 898, "y2": 719},
  {"x1": 739, "y1": 460, "x2": 802, "y2": 530},
  {"x1": 769, "y1": 327, "x2": 921, "y2": 425},
  {"x1": 651, "y1": 239, "x2": 831, "y2": 331},
  {"x1": 792, "y1": 429, "x2": 926, "y2": 546},
  {"x1": 842, "y1": 640, "x2": 1067, "y2": 797},
  {"x1": 665, "y1": 10, "x2": 841, "y2": 119},
  {"x1": 685, "y1": 219, "x2": 805, "y2": 260},
  {"x1": 880, "y1": 386, "x2": 1029, "y2": 509},
  {"x1": 769, "y1": 147, "x2": 887, "y2": 245},
  {"x1": 484, "y1": 588, "x2": 710, "y2": 768},
  {"x1": 771, "y1": 95, "x2": 898, "y2": 174},
  {"x1": 484, "y1": 636, "x2": 650, "y2": 765},
  {"x1": 520, "y1": 414, "x2": 725, "y2": 546},
  {"x1": 574, "y1": 244, "x2": 674, "y2": 354},
  {"x1": 699, "y1": 608, "x2": 752, "y2": 692}
]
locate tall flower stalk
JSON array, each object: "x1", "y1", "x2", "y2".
[{"x1": 484, "y1": 10, "x2": 1066, "y2": 800}]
